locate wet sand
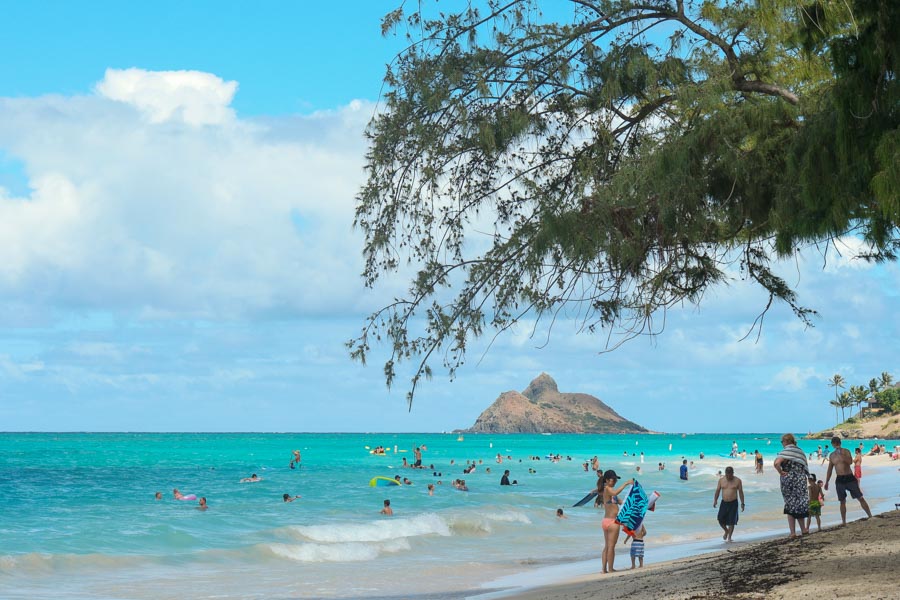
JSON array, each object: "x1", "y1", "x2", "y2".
[{"x1": 495, "y1": 510, "x2": 899, "y2": 599}]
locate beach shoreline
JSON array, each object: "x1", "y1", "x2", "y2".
[{"x1": 473, "y1": 455, "x2": 899, "y2": 600}]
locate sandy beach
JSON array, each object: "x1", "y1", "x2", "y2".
[{"x1": 489, "y1": 455, "x2": 900, "y2": 600}]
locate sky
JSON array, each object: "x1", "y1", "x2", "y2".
[{"x1": 0, "y1": 2, "x2": 897, "y2": 434}]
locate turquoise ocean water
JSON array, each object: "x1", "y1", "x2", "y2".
[{"x1": 2, "y1": 432, "x2": 897, "y2": 599}]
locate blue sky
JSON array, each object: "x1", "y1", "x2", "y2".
[{"x1": 0, "y1": 3, "x2": 897, "y2": 433}]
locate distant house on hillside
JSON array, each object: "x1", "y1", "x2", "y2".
[
  {"x1": 862, "y1": 397, "x2": 882, "y2": 417},
  {"x1": 862, "y1": 383, "x2": 900, "y2": 417}
]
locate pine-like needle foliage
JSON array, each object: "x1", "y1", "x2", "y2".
[{"x1": 351, "y1": 0, "x2": 899, "y2": 405}]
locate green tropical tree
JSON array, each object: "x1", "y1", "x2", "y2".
[
  {"x1": 828, "y1": 374, "x2": 846, "y2": 425},
  {"x1": 838, "y1": 391, "x2": 852, "y2": 422},
  {"x1": 355, "y1": 0, "x2": 900, "y2": 400},
  {"x1": 848, "y1": 385, "x2": 868, "y2": 418},
  {"x1": 829, "y1": 399, "x2": 842, "y2": 427},
  {"x1": 868, "y1": 377, "x2": 882, "y2": 396},
  {"x1": 881, "y1": 372, "x2": 895, "y2": 389},
  {"x1": 866, "y1": 377, "x2": 882, "y2": 415}
]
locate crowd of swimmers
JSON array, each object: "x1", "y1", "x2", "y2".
[{"x1": 153, "y1": 438, "x2": 884, "y2": 573}]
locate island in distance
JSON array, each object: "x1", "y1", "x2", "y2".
[{"x1": 458, "y1": 373, "x2": 649, "y2": 434}]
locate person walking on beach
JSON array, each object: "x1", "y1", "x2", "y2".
[
  {"x1": 825, "y1": 436, "x2": 872, "y2": 524},
  {"x1": 853, "y1": 447, "x2": 863, "y2": 479},
  {"x1": 820, "y1": 444, "x2": 830, "y2": 465},
  {"x1": 600, "y1": 470, "x2": 634, "y2": 574},
  {"x1": 713, "y1": 466, "x2": 745, "y2": 542},
  {"x1": 774, "y1": 433, "x2": 810, "y2": 537}
]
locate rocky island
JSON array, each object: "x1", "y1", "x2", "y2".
[{"x1": 460, "y1": 373, "x2": 648, "y2": 434}]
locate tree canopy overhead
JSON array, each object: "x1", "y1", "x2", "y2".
[{"x1": 351, "y1": 0, "x2": 899, "y2": 404}]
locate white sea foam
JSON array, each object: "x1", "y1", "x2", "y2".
[
  {"x1": 262, "y1": 538, "x2": 411, "y2": 563},
  {"x1": 284, "y1": 512, "x2": 451, "y2": 543},
  {"x1": 478, "y1": 511, "x2": 532, "y2": 525},
  {"x1": 444, "y1": 509, "x2": 532, "y2": 536}
]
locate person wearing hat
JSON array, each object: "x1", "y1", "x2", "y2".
[{"x1": 600, "y1": 469, "x2": 634, "y2": 574}]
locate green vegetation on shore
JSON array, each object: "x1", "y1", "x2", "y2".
[
  {"x1": 827, "y1": 371, "x2": 896, "y2": 425},
  {"x1": 810, "y1": 371, "x2": 900, "y2": 439}
]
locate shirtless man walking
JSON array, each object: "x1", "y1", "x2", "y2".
[
  {"x1": 824, "y1": 436, "x2": 872, "y2": 524},
  {"x1": 713, "y1": 466, "x2": 745, "y2": 542}
]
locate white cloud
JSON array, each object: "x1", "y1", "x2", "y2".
[
  {"x1": 0, "y1": 354, "x2": 45, "y2": 379},
  {"x1": 810, "y1": 236, "x2": 878, "y2": 273},
  {"x1": 766, "y1": 366, "x2": 819, "y2": 391},
  {"x1": 95, "y1": 68, "x2": 238, "y2": 126},
  {"x1": 0, "y1": 69, "x2": 382, "y2": 319},
  {"x1": 842, "y1": 324, "x2": 861, "y2": 339}
]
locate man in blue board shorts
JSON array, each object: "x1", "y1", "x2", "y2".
[{"x1": 824, "y1": 437, "x2": 872, "y2": 524}]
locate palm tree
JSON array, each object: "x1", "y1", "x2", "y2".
[
  {"x1": 868, "y1": 378, "x2": 882, "y2": 395},
  {"x1": 828, "y1": 374, "x2": 846, "y2": 425},
  {"x1": 838, "y1": 391, "x2": 852, "y2": 422},
  {"x1": 880, "y1": 372, "x2": 894, "y2": 389},
  {"x1": 829, "y1": 399, "x2": 842, "y2": 426},
  {"x1": 849, "y1": 385, "x2": 868, "y2": 418},
  {"x1": 866, "y1": 378, "x2": 882, "y2": 417}
]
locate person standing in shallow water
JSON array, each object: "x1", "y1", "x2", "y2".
[
  {"x1": 713, "y1": 466, "x2": 744, "y2": 542},
  {"x1": 825, "y1": 436, "x2": 872, "y2": 524},
  {"x1": 774, "y1": 433, "x2": 810, "y2": 537},
  {"x1": 600, "y1": 470, "x2": 633, "y2": 574}
]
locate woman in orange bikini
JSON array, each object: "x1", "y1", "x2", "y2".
[{"x1": 601, "y1": 469, "x2": 634, "y2": 574}]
